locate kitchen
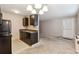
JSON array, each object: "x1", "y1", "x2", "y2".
[{"x1": 0, "y1": 4, "x2": 79, "y2": 54}]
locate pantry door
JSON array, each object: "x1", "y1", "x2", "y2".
[{"x1": 62, "y1": 18, "x2": 75, "y2": 39}]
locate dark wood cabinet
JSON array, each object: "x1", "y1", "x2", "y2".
[
  {"x1": 0, "y1": 12, "x2": 2, "y2": 24},
  {"x1": 23, "y1": 17, "x2": 28, "y2": 26},
  {"x1": 22, "y1": 14, "x2": 38, "y2": 27},
  {"x1": 20, "y1": 29, "x2": 38, "y2": 46},
  {"x1": 30, "y1": 14, "x2": 38, "y2": 26},
  {"x1": 0, "y1": 35, "x2": 12, "y2": 54}
]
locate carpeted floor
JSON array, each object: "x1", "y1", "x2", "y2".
[{"x1": 12, "y1": 37, "x2": 76, "y2": 54}]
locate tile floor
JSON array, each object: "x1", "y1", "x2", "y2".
[{"x1": 12, "y1": 37, "x2": 76, "y2": 54}]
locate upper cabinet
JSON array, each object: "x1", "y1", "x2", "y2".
[
  {"x1": 22, "y1": 14, "x2": 39, "y2": 27},
  {"x1": 0, "y1": 12, "x2": 2, "y2": 24},
  {"x1": 30, "y1": 14, "x2": 38, "y2": 26},
  {"x1": 23, "y1": 17, "x2": 28, "y2": 26}
]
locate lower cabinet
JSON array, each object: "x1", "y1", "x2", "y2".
[
  {"x1": 20, "y1": 29, "x2": 38, "y2": 46},
  {"x1": 0, "y1": 36, "x2": 11, "y2": 54}
]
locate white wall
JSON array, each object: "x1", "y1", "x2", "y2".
[
  {"x1": 2, "y1": 12, "x2": 25, "y2": 40},
  {"x1": 40, "y1": 17, "x2": 76, "y2": 39},
  {"x1": 40, "y1": 4, "x2": 78, "y2": 21},
  {"x1": 40, "y1": 19, "x2": 63, "y2": 38}
]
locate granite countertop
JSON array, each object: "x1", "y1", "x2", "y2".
[{"x1": 20, "y1": 29, "x2": 38, "y2": 33}]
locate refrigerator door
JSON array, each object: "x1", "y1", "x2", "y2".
[{"x1": 0, "y1": 20, "x2": 11, "y2": 33}]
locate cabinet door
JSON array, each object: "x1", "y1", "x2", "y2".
[
  {"x1": 30, "y1": 32, "x2": 38, "y2": 44},
  {"x1": 23, "y1": 18, "x2": 28, "y2": 26},
  {"x1": 30, "y1": 15, "x2": 35, "y2": 25},
  {"x1": 0, "y1": 13, "x2": 2, "y2": 24},
  {"x1": 0, "y1": 36, "x2": 11, "y2": 54},
  {"x1": 30, "y1": 14, "x2": 38, "y2": 26}
]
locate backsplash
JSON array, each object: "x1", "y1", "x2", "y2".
[{"x1": 26, "y1": 25, "x2": 38, "y2": 30}]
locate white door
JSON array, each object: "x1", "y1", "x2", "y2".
[{"x1": 62, "y1": 18, "x2": 75, "y2": 39}]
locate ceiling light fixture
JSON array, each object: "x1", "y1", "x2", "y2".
[
  {"x1": 11, "y1": 9, "x2": 20, "y2": 14},
  {"x1": 26, "y1": 4, "x2": 48, "y2": 15},
  {"x1": 34, "y1": 4, "x2": 42, "y2": 9}
]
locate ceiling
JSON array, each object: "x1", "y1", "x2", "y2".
[{"x1": 0, "y1": 4, "x2": 78, "y2": 20}]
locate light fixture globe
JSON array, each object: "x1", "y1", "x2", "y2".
[
  {"x1": 32, "y1": 9, "x2": 36, "y2": 14},
  {"x1": 39, "y1": 10, "x2": 44, "y2": 15},
  {"x1": 42, "y1": 5, "x2": 48, "y2": 12},
  {"x1": 27, "y1": 5, "x2": 33, "y2": 11}
]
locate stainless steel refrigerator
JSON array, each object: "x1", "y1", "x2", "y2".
[{"x1": 0, "y1": 11, "x2": 12, "y2": 54}]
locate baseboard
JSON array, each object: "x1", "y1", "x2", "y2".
[
  {"x1": 41, "y1": 33, "x2": 74, "y2": 40},
  {"x1": 61, "y1": 36, "x2": 74, "y2": 40},
  {"x1": 40, "y1": 33, "x2": 62, "y2": 39}
]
